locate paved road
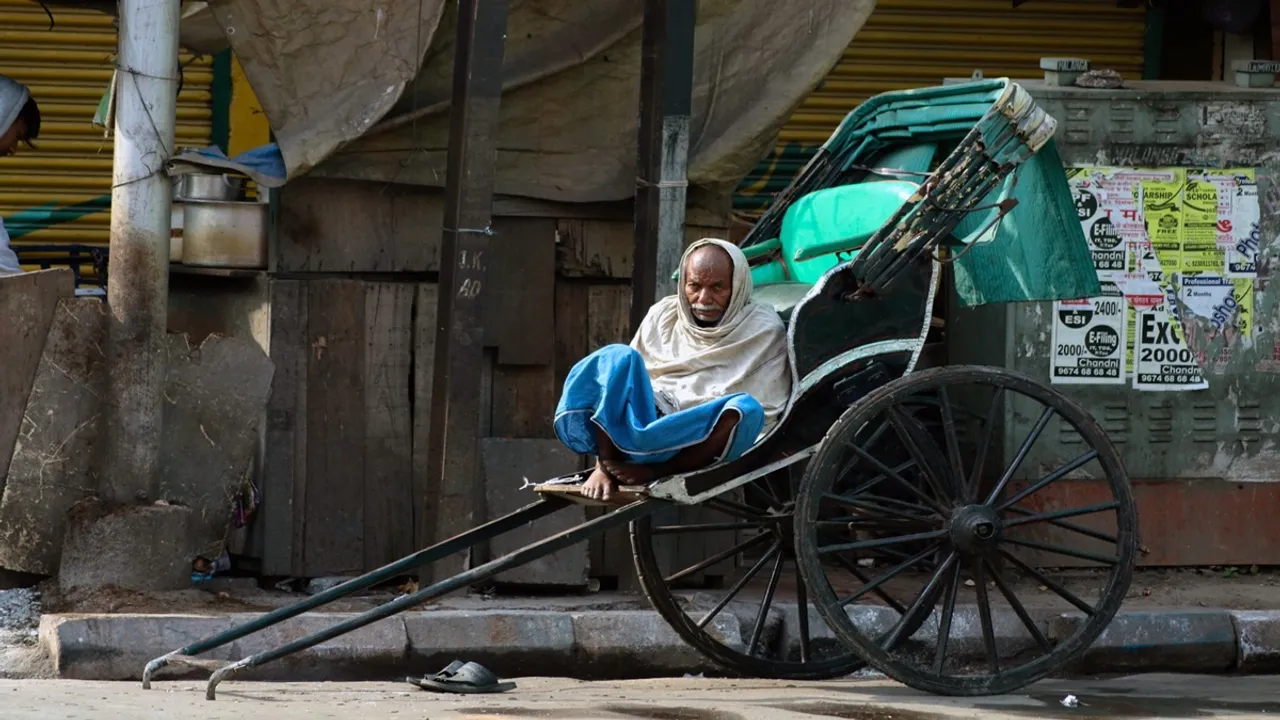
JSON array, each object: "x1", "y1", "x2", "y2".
[{"x1": 1, "y1": 673, "x2": 1277, "y2": 719}]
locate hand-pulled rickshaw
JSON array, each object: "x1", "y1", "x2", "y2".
[{"x1": 142, "y1": 78, "x2": 1139, "y2": 700}]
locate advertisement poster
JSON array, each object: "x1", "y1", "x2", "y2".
[
  {"x1": 1227, "y1": 216, "x2": 1262, "y2": 277},
  {"x1": 1050, "y1": 281, "x2": 1126, "y2": 384},
  {"x1": 1133, "y1": 301, "x2": 1208, "y2": 390},
  {"x1": 1072, "y1": 183, "x2": 1128, "y2": 276},
  {"x1": 1125, "y1": 304, "x2": 1136, "y2": 377},
  {"x1": 1057, "y1": 166, "x2": 1259, "y2": 389},
  {"x1": 1141, "y1": 178, "x2": 1184, "y2": 275},
  {"x1": 1185, "y1": 168, "x2": 1260, "y2": 278},
  {"x1": 1179, "y1": 274, "x2": 1237, "y2": 327},
  {"x1": 1233, "y1": 278, "x2": 1255, "y2": 341},
  {"x1": 1180, "y1": 177, "x2": 1221, "y2": 274}
]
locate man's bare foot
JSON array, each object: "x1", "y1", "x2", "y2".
[
  {"x1": 582, "y1": 464, "x2": 616, "y2": 502},
  {"x1": 601, "y1": 460, "x2": 660, "y2": 486}
]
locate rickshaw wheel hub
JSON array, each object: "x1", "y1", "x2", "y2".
[{"x1": 948, "y1": 504, "x2": 1004, "y2": 554}]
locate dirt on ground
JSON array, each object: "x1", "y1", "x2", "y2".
[
  {"x1": 38, "y1": 581, "x2": 397, "y2": 616},
  {"x1": 3, "y1": 674, "x2": 1280, "y2": 720},
  {"x1": 1109, "y1": 565, "x2": 1280, "y2": 610}
]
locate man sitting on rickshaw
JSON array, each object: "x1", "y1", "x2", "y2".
[{"x1": 555, "y1": 238, "x2": 792, "y2": 501}]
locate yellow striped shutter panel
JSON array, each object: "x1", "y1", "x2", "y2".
[
  {"x1": 0, "y1": 0, "x2": 213, "y2": 275},
  {"x1": 735, "y1": 0, "x2": 1147, "y2": 217}
]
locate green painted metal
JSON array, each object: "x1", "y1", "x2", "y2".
[
  {"x1": 748, "y1": 146, "x2": 1069, "y2": 303},
  {"x1": 748, "y1": 259, "x2": 788, "y2": 285},
  {"x1": 732, "y1": 3, "x2": 1149, "y2": 216},
  {"x1": 779, "y1": 180, "x2": 916, "y2": 283},
  {"x1": 745, "y1": 80, "x2": 1099, "y2": 307},
  {"x1": 749, "y1": 142, "x2": 943, "y2": 285},
  {"x1": 740, "y1": 236, "x2": 781, "y2": 262},
  {"x1": 211, "y1": 49, "x2": 233, "y2": 154},
  {"x1": 866, "y1": 143, "x2": 939, "y2": 182},
  {"x1": 5, "y1": 196, "x2": 112, "y2": 239}
]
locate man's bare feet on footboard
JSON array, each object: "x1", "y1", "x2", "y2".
[
  {"x1": 582, "y1": 463, "x2": 617, "y2": 502},
  {"x1": 600, "y1": 460, "x2": 660, "y2": 486}
]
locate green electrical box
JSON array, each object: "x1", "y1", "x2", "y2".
[{"x1": 947, "y1": 80, "x2": 1280, "y2": 563}]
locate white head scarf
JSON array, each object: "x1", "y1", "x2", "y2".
[
  {"x1": 0, "y1": 75, "x2": 29, "y2": 139},
  {"x1": 631, "y1": 238, "x2": 792, "y2": 432}
]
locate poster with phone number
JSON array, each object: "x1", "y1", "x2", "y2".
[
  {"x1": 1133, "y1": 300, "x2": 1208, "y2": 391},
  {"x1": 1050, "y1": 281, "x2": 1126, "y2": 384},
  {"x1": 1058, "y1": 166, "x2": 1258, "y2": 389}
]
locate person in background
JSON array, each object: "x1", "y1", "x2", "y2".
[{"x1": 0, "y1": 74, "x2": 41, "y2": 276}]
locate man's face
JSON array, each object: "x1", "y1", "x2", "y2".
[
  {"x1": 0, "y1": 117, "x2": 26, "y2": 156},
  {"x1": 682, "y1": 245, "x2": 734, "y2": 326}
]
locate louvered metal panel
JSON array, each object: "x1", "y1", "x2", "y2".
[
  {"x1": 0, "y1": 0, "x2": 213, "y2": 266},
  {"x1": 735, "y1": 0, "x2": 1147, "y2": 215}
]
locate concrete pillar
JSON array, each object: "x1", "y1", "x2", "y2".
[{"x1": 103, "y1": 0, "x2": 180, "y2": 504}]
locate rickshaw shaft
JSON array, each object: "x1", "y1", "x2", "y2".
[
  {"x1": 204, "y1": 498, "x2": 660, "y2": 700},
  {"x1": 142, "y1": 497, "x2": 570, "y2": 688}
]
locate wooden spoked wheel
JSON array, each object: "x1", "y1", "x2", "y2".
[
  {"x1": 795, "y1": 365, "x2": 1138, "y2": 696},
  {"x1": 630, "y1": 469, "x2": 868, "y2": 680}
]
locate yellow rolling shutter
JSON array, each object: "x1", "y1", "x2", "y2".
[
  {"x1": 0, "y1": 0, "x2": 212, "y2": 271},
  {"x1": 735, "y1": 0, "x2": 1147, "y2": 216}
]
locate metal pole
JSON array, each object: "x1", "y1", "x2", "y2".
[
  {"x1": 630, "y1": 0, "x2": 697, "y2": 334},
  {"x1": 103, "y1": 0, "x2": 180, "y2": 503},
  {"x1": 424, "y1": 0, "x2": 509, "y2": 581}
]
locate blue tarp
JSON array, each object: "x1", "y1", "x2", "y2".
[{"x1": 166, "y1": 144, "x2": 288, "y2": 189}]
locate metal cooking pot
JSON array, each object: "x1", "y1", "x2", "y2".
[
  {"x1": 175, "y1": 172, "x2": 245, "y2": 202},
  {"x1": 170, "y1": 202, "x2": 184, "y2": 262},
  {"x1": 181, "y1": 199, "x2": 267, "y2": 269}
]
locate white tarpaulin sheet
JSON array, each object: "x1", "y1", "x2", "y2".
[{"x1": 195, "y1": 0, "x2": 874, "y2": 203}]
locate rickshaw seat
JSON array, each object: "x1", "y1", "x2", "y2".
[
  {"x1": 774, "y1": 180, "x2": 918, "y2": 285},
  {"x1": 751, "y1": 280, "x2": 812, "y2": 324},
  {"x1": 742, "y1": 141, "x2": 942, "y2": 286},
  {"x1": 785, "y1": 182, "x2": 918, "y2": 258}
]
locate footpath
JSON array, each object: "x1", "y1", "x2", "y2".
[{"x1": 20, "y1": 590, "x2": 1280, "y2": 682}]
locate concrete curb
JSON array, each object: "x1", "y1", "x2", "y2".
[
  {"x1": 37, "y1": 606, "x2": 1272, "y2": 682},
  {"x1": 1229, "y1": 610, "x2": 1280, "y2": 673},
  {"x1": 1050, "y1": 610, "x2": 1238, "y2": 674}
]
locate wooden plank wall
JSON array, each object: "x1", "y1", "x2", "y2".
[
  {"x1": 263, "y1": 279, "x2": 418, "y2": 576},
  {"x1": 261, "y1": 176, "x2": 732, "y2": 584}
]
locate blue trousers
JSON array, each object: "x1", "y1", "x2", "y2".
[{"x1": 553, "y1": 345, "x2": 764, "y2": 464}]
